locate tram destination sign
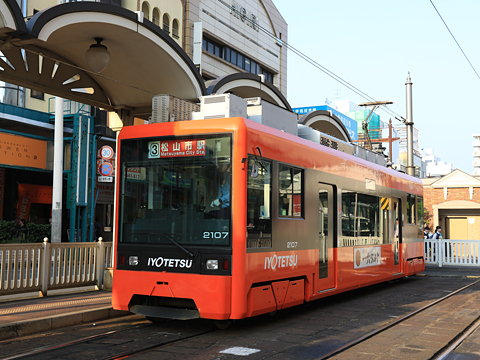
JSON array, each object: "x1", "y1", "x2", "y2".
[{"x1": 148, "y1": 139, "x2": 206, "y2": 158}]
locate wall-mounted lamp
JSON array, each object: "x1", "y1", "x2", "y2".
[{"x1": 85, "y1": 37, "x2": 110, "y2": 73}]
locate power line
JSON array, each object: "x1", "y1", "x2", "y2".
[
  {"x1": 216, "y1": 0, "x2": 404, "y2": 120},
  {"x1": 430, "y1": 0, "x2": 480, "y2": 80}
]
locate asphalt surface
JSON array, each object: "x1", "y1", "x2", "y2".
[{"x1": 0, "y1": 265, "x2": 478, "y2": 341}]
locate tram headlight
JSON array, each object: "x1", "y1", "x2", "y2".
[
  {"x1": 128, "y1": 256, "x2": 139, "y2": 266},
  {"x1": 206, "y1": 259, "x2": 219, "y2": 270}
]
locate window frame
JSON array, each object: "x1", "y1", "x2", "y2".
[{"x1": 278, "y1": 164, "x2": 304, "y2": 219}]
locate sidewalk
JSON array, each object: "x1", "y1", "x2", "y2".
[
  {"x1": 419, "y1": 264, "x2": 480, "y2": 278},
  {"x1": 0, "y1": 265, "x2": 479, "y2": 341},
  {"x1": 0, "y1": 289, "x2": 129, "y2": 341}
]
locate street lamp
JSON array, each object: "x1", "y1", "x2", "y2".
[{"x1": 85, "y1": 37, "x2": 110, "y2": 73}]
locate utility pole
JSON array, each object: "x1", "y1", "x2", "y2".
[{"x1": 406, "y1": 72, "x2": 415, "y2": 176}]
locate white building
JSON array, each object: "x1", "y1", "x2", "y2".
[
  {"x1": 421, "y1": 148, "x2": 453, "y2": 177},
  {"x1": 473, "y1": 134, "x2": 480, "y2": 175}
]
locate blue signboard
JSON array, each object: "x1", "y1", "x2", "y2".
[{"x1": 292, "y1": 105, "x2": 358, "y2": 140}]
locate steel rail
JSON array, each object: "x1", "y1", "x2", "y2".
[
  {"x1": 0, "y1": 324, "x2": 149, "y2": 360},
  {"x1": 0, "y1": 321, "x2": 217, "y2": 360},
  {"x1": 433, "y1": 316, "x2": 480, "y2": 360},
  {"x1": 106, "y1": 328, "x2": 217, "y2": 360},
  {"x1": 316, "y1": 279, "x2": 480, "y2": 360}
]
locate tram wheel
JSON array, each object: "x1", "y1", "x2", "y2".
[{"x1": 214, "y1": 319, "x2": 232, "y2": 329}]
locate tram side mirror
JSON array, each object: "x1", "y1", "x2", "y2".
[{"x1": 251, "y1": 163, "x2": 259, "y2": 178}]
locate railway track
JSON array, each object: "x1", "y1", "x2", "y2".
[
  {"x1": 1, "y1": 320, "x2": 218, "y2": 360},
  {"x1": 320, "y1": 279, "x2": 480, "y2": 360},
  {"x1": 3, "y1": 278, "x2": 480, "y2": 360}
]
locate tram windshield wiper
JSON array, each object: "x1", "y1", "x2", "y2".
[{"x1": 160, "y1": 233, "x2": 195, "y2": 258}]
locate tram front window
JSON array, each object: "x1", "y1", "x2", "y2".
[{"x1": 119, "y1": 135, "x2": 232, "y2": 246}]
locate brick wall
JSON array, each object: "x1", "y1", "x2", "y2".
[{"x1": 423, "y1": 187, "x2": 480, "y2": 238}]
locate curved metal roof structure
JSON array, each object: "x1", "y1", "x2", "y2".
[
  {"x1": 300, "y1": 110, "x2": 352, "y2": 143},
  {"x1": 0, "y1": 1, "x2": 205, "y2": 124},
  {"x1": 206, "y1": 73, "x2": 291, "y2": 111}
]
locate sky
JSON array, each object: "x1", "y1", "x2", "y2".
[{"x1": 272, "y1": 0, "x2": 480, "y2": 174}]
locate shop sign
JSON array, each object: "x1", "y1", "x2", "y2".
[
  {"x1": 0, "y1": 133, "x2": 47, "y2": 169},
  {"x1": 230, "y1": 0, "x2": 259, "y2": 31},
  {"x1": 97, "y1": 183, "x2": 114, "y2": 204},
  {"x1": 126, "y1": 167, "x2": 144, "y2": 180},
  {"x1": 18, "y1": 184, "x2": 52, "y2": 204}
]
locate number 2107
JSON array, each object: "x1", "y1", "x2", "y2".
[{"x1": 203, "y1": 232, "x2": 229, "y2": 239}]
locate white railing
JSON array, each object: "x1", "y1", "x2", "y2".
[
  {"x1": 0, "y1": 239, "x2": 113, "y2": 297},
  {"x1": 424, "y1": 239, "x2": 480, "y2": 267}
]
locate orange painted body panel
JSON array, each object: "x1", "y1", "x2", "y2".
[
  {"x1": 246, "y1": 285, "x2": 277, "y2": 317},
  {"x1": 112, "y1": 270, "x2": 232, "y2": 319},
  {"x1": 113, "y1": 118, "x2": 425, "y2": 321},
  {"x1": 283, "y1": 279, "x2": 305, "y2": 309}
]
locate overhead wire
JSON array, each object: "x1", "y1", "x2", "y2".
[
  {"x1": 216, "y1": 0, "x2": 404, "y2": 121},
  {"x1": 430, "y1": 0, "x2": 480, "y2": 81}
]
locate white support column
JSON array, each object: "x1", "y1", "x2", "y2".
[{"x1": 51, "y1": 97, "x2": 64, "y2": 243}]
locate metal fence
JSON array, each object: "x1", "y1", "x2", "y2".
[
  {"x1": 424, "y1": 239, "x2": 480, "y2": 267},
  {"x1": 0, "y1": 239, "x2": 113, "y2": 297}
]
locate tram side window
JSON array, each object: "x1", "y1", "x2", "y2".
[
  {"x1": 247, "y1": 157, "x2": 272, "y2": 248},
  {"x1": 417, "y1": 196, "x2": 424, "y2": 236},
  {"x1": 279, "y1": 165, "x2": 303, "y2": 217},
  {"x1": 407, "y1": 194, "x2": 416, "y2": 224},
  {"x1": 341, "y1": 191, "x2": 386, "y2": 246}
]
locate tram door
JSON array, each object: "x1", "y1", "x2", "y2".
[
  {"x1": 317, "y1": 183, "x2": 335, "y2": 291},
  {"x1": 393, "y1": 199, "x2": 401, "y2": 269}
]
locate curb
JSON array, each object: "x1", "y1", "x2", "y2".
[{"x1": 0, "y1": 307, "x2": 130, "y2": 341}]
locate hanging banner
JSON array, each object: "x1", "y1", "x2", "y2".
[
  {"x1": 0, "y1": 167, "x2": 4, "y2": 220},
  {"x1": 16, "y1": 196, "x2": 31, "y2": 221},
  {"x1": 0, "y1": 133, "x2": 47, "y2": 169}
]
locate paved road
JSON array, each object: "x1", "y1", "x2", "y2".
[{"x1": 2, "y1": 274, "x2": 480, "y2": 359}]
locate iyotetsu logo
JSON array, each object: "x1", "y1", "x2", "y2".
[
  {"x1": 264, "y1": 254, "x2": 298, "y2": 270},
  {"x1": 147, "y1": 257, "x2": 192, "y2": 268}
]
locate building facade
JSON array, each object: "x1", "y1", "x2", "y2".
[
  {"x1": 184, "y1": 0, "x2": 287, "y2": 95},
  {"x1": 422, "y1": 169, "x2": 480, "y2": 240},
  {"x1": 0, "y1": 0, "x2": 288, "y2": 241},
  {"x1": 421, "y1": 148, "x2": 454, "y2": 178}
]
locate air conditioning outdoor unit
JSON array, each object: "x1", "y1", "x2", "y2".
[
  {"x1": 151, "y1": 94, "x2": 199, "y2": 123},
  {"x1": 192, "y1": 94, "x2": 247, "y2": 120}
]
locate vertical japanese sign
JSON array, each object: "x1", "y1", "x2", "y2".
[{"x1": 0, "y1": 167, "x2": 4, "y2": 220}]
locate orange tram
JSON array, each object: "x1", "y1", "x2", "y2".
[{"x1": 112, "y1": 116, "x2": 424, "y2": 325}]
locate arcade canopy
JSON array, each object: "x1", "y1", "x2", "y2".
[{"x1": 0, "y1": 0, "x2": 206, "y2": 125}]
